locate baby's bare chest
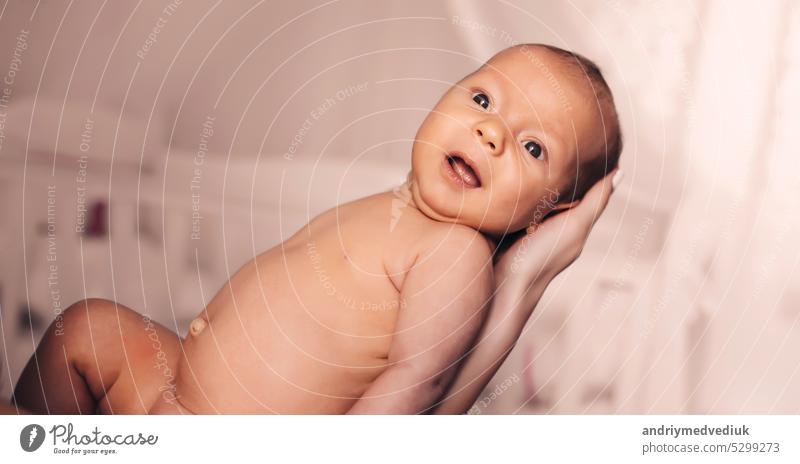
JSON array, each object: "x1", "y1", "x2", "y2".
[{"x1": 207, "y1": 203, "x2": 410, "y2": 343}]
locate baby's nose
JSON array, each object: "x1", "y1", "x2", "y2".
[{"x1": 474, "y1": 121, "x2": 504, "y2": 156}]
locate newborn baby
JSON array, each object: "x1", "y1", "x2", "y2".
[{"x1": 14, "y1": 44, "x2": 621, "y2": 414}]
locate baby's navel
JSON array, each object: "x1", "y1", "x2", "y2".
[{"x1": 189, "y1": 316, "x2": 208, "y2": 337}]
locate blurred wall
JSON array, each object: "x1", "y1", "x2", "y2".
[{"x1": 0, "y1": 0, "x2": 798, "y2": 413}]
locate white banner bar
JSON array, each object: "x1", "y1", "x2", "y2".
[{"x1": 1, "y1": 415, "x2": 797, "y2": 463}]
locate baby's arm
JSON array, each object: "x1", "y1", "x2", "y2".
[
  {"x1": 347, "y1": 228, "x2": 493, "y2": 414},
  {"x1": 431, "y1": 278, "x2": 545, "y2": 414}
]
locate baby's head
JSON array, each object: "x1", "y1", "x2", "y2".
[{"x1": 409, "y1": 44, "x2": 622, "y2": 236}]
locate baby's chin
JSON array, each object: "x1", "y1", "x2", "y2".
[{"x1": 409, "y1": 174, "x2": 544, "y2": 236}]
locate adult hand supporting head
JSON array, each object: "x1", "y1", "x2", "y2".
[
  {"x1": 494, "y1": 168, "x2": 622, "y2": 319},
  {"x1": 433, "y1": 169, "x2": 621, "y2": 414}
]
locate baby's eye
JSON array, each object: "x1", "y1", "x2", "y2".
[
  {"x1": 523, "y1": 140, "x2": 544, "y2": 160},
  {"x1": 472, "y1": 92, "x2": 490, "y2": 110}
]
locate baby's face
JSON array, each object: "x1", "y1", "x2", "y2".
[{"x1": 409, "y1": 46, "x2": 606, "y2": 236}]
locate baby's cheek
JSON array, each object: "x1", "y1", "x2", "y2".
[
  {"x1": 416, "y1": 109, "x2": 448, "y2": 141},
  {"x1": 484, "y1": 195, "x2": 524, "y2": 229},
  {"x1": 493, "y1": 188, "x2": 531, "y2": 211},
  {"x1": 513, "y1": 194, "x2": 552, "y2": 227}
]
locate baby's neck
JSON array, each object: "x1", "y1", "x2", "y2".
[
  {"x1": 393, "y1": 178, "x2": 416, "y2": 209},
  {"x1": 393, "y1": 177, "x2": 499, "y2": 254}
]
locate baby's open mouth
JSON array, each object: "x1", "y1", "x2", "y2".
[{"x1": 445, "y1": 153, "x2": 482, "y2": 188}]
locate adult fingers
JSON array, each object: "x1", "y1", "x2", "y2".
[{"x1": 573, "y1": 168, "x2": 622, "y2": 228}]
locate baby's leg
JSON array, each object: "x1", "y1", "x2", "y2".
[{"x1": 13, "y1": 298, "x2": 183, "y2": 414}]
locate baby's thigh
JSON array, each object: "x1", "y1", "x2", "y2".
[{"x1": 65, "y1": 299, "x2": 184, "y2": 414}]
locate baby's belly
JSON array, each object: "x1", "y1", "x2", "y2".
[{"x1": 175, "y1": 244, "x2": 400, "y2": 414}]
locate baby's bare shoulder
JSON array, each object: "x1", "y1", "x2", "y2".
[
  {"x1": 421, "y1": 222, "x2": 492, "y2": 258},
  {"x1": 399, "y1": 220, "x2": 494, "y2": 302},
  {"x1": 381, "y1": 200, "x2": 492, "y2": 286}
]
